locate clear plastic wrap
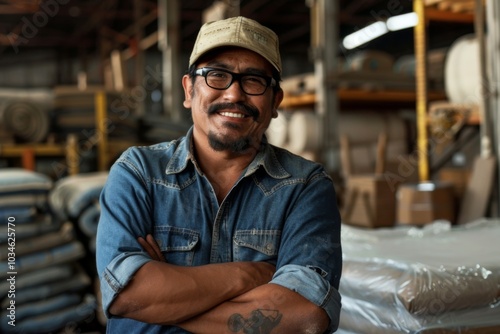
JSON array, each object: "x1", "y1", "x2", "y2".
[{"x1": 339, "y1": 219, "x2": 500, "y2": 333}]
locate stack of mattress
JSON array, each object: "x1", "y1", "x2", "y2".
[
  {"x1": 339, "y1": 220, "x2": 500, "y2": 334},
  {"x1": 0, "y1": 168, "x2": 94, "y2": 333}
]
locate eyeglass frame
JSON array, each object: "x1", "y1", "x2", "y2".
[{"x1": 194, "y1": 67, "x2": 277, "y2": 96}]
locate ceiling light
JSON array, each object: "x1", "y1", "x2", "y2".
[
  {"x1": 342, "y1": 21, "x2": 389, "y2": 50},
  {"x1": 386, "y1": 12, "x2": 419, "y2": 31}
]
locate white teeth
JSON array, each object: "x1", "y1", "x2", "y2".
[{"x1": 220, "y1": 112, "x2": 245, "y2": 118}]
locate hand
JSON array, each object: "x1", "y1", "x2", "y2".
[{"x1": 138, "y1": 234, "x2": 165, "y2": 262}]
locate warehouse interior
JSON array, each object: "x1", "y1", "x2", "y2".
[{"x1": 1, "y1": 0, "x2": 500, "y2": 333}]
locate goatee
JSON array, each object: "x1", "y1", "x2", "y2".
[{"x1": 208, "y1": 131, "x2": 251, "y2": 153}]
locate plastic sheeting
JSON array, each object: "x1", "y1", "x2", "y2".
[{"x1": 339, "y1": 219, "x2": 500, "y2": 333}]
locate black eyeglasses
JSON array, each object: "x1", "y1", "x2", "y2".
[{"x1": 195, "y1": 67, "x2": 276, "y2": 96}]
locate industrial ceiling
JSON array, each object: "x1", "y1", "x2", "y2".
[{"x1": 0, "y1": 0, "x2": 475, "y2": 62}]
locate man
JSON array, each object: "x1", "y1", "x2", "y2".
[{"x1": 96, "y1": 16, "x2": 342, "y2": 333}]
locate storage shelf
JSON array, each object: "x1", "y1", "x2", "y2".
[
  {"x1": 0, "y1": 134, "x2": 80, "y2": 175},
  {"x1": 0, "y1": 88, "x2": 136, "y2": 175},
  {"x1": 281, "y1": 88, "x2": 447, "y2": 109},
  {"x1": 0, "y1": 144, "x2": 66, "y2": 156}
]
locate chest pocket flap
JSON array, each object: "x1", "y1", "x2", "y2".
[
  {"x1": 154, "y1": 226, "x2": 199, "y2": 265},
  {"x1": 233, "y1": 230, "x2": 281, "y2": 261}
]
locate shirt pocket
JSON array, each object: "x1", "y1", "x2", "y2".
[
  {"x1": 233, "y1": 230, "x2": 281, "y2": 262},
  {"x1": 153, "y1": 226, "x2": 199, "y2": 266}
]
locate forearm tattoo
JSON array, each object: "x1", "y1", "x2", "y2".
[{"x1": 228, "y1": 309, "x2": 282, "y2": 334}]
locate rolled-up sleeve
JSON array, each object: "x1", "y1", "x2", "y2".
[
  {"x1": 272, "y1": 169, "x2": 342, "y2": 332},
  {"x1": 271, "y1": 264, "x2": 341, "y2": 332},
  {"x1": 99, "y1": 252, "x2": 151, "y2": 317}
]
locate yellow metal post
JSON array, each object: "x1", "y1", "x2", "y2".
[
  {"x1": 65, "y1": 134, "x2": 79, "y2": 176},
  {"x1": 414, "y1": 0, "x2": 430, "y2": 182},
  {"x1": 95, "y1": 91, "x2": 109, "y2": 171}
]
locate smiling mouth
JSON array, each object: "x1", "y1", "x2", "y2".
[
  {"x1": 209, "y1": 103, "x2": 259, "y2": 121},
  {"x1": 219, "y1": 111, "x2": 248, "y2": 118}
]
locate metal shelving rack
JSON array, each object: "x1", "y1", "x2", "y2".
[
  {"x1": 415, "y1": 0, "x2": 499, "y2": 220},
  {"x1": 0, "y1": 134, "x2": 80, "y2": 176}
]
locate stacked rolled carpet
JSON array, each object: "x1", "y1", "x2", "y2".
[
  {"x1": 0, "y1": 89, "x2": 53, "y2": 144},
  {"x1": 49, "y1": 171, "x2": 108, "y2": 254},
  {"x1": 339, "y1": 220, "x2": 500, "y2": 334},
  {"x1": 0, "y1": 168, "x2": 94, "y2": 333}
]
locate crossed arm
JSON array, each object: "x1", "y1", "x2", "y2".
[{"x1": 108, "y1": 235, "x2": 330, "y2": 334}]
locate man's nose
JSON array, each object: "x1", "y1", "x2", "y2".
[{"x1": 221, "y1": 79, "x2": 246, "y2": 100}]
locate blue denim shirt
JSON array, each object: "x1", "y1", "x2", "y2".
[{"x1": 96, "y1": 127, "x2": 342, "y2": 333}]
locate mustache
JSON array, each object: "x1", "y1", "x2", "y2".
[{"x1": 208, "y1": 102, "x2": 260, "y2": 120}]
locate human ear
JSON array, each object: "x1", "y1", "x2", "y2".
[
  {"x1": 182, "y1": 75, "x2": 193, "y2": 108},
  {"x1": 272, "y1": 89, "x2": 284, "y2": 118}
]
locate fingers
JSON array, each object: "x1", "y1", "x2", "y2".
[
  {"x1": 146, "y1": 234, "x2": 164, "y2": 261},
  {"x1": 137, "y1": 234, "x2": 166, "y2": 262},
  {"x1": 138, "y1": 236, "x2": 160, "y2": 261}
]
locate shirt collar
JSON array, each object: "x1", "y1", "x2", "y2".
[
  {"x1": 165, "y1": 126, "x2": 290, "y2": 180},
  {"x1": 244, "y1": 136, "x2": 290, "y2": 179},
  {"x1": 164, "y1": 127, "x2": 193, "y2": 175}
]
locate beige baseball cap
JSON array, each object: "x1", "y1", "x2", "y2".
[{"x1": 189, "y1": 16, "x2": 282, "y2": 73}]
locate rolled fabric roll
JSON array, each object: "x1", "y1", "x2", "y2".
[
  {"x1": 346, "y1": 50, "x2": 395, "y2": 73},
  {"x1": 288, "y1": 111, "x2": 323, "y2": 154},
  {"x1": 445, "y1": 34, "x2": 482, "y2": 105},
  {"x1": 1, "y1": 101, "x2": 50, "y2": 143},
  {"x1": 393, "y1": 48, "x2": 447, "y2": 88},
  {"x1": 78, "y1": 201, "x2": 100, "y2": 238},
  {"x1": 266, "y1": 111, "x2": 289, "y2": 148}
]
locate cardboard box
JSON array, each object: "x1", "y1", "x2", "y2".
[
  {"x1": 439, "y1": 167, "x2": 471, "y2": 199},
  {"x1": 396, "y1": 182, "x2": 455, "y2": 226},
  {"x1": 343, "y1": 175, "x2": 398, "y2": 228}
]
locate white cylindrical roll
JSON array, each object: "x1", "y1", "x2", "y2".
[
  {"x1": 266, "y1": 111, "x2": 289, "y2": 147},
  {"x1": 445, "y1": 34, "x2": 482, "y2": 105},
  {"x1": 288, "y1": 111, "x2": 323, "y2": 154},
  {"x1": 337, "y1": 111, "x2": 407, "y2": 144}
]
